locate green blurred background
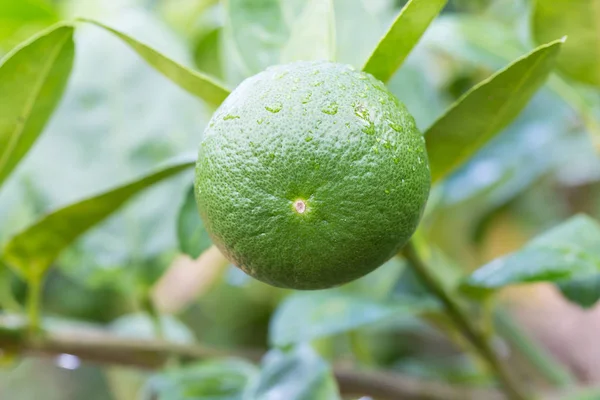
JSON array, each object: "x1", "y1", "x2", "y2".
[{"x1": 1, "y1": 0, "x2": 599, "y2": 398}]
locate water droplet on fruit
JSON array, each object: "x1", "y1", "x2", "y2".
[
  {"x1": 265, "y1": 102, "x2": 283, "y2": 113},
  {"x1": 305, "y1": 136, "x2": 313, "y2": 142},
  {"x1": 302, "y1": 92, "x2": 312, "y2": 104},
  {"x1": 389, "y1": 121, "x2": 402, "y2": 132},
  {"x1": 385, "y1": 189, "x2": 390, "y2": 195},
  {"x1": 312, "y1": 80, "x2": 324, "y2": 87},
  {"x1": 276, "y1": 71, "x2": 289, "y2": 79},
  {"x1": 321, "y1": 102, "x2": 338, "y2": 115},
  {"x1": 223, "y1": 114, "x2": 240, "y2": 120},
  {"x1": 393, "y1": 157, "x2": 400, "y2": 164},
  {"x1": 257, "y1": 118, "x2": 264, "y2": 124},
  {"x1": 354, "y1": 103, "x2": 370, "y2": 121}
]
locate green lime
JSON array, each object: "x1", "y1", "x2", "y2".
[{"x1": 195, "y1": 61, "x2": 430, "y2": 289}]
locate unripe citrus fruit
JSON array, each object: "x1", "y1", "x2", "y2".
[{"x1": 195, "y1": 61, "x2": 430, "y2": 290}]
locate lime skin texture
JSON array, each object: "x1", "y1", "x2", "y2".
[{"x1": 195, "y1": 61, "x2": 430, "y2": 290}]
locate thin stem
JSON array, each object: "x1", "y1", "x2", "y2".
[
  {"x1": 401, "y1": 241, "x2": 529, "y2": 400},
  {"x1": 26, "y1": 272, "x2": 43, "y2": 337}
]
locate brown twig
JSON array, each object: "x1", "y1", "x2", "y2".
[{"x1": 0, "y1": 320, "x2": 505, "y2": 400}]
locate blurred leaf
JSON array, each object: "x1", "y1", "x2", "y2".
[
  {"x1": 362, "y1": 0, "x2": 447, "y2": 82},
  {"x1": 245, "y1": 344, "x2": 340, "y2": 400},
  {"x1": 143, "y1": 359, "x2": 257, "y2": 400},
  {"x1": 223, "y1": 0, "x2": 395, "y2": 85},
  {"x1": 269, "y1": 291, "x2": 434, "y2": 347},
  {"x1": 462, "y1": 215, "x2": 600, "y2": 302},
  {"x1": 0, "y1": 24, "x2": 74, "y2": 190},
  {"x1": 0, "y1": 12, "x2": 211, "y2": 287},
  {"x1": 2, "y1": 157, "x2": 195, "y2": 277},
  {"x1": 425, "y1": 38, "x2": 563, "y2": 183},
  {"x1": 78, "y1": 19, "x2": 230, "y2": 107},
  {"x1": 427, "y1": 15, "x2": 600, "y2": 151},
  {"x1": 333, "y1": 0, "x2": 395, "y2": 69},
  {"x1": 177, "y1": 185, "x2": 211, "y2": 258},
  {"x1": 0, "y1": 261, "x2": 20, "y2": 312},
  {"x1": 558, "y1": 275, "x2": 600, "y2": 309},
  {"x1": 194, "y1": 28, "x2": 223, "y2": 80},
  {"x1": 532, "y1": 0, "x2": 600, "y2": 87},
  {"x1": 159, "y1": 0, "x2": 220, "y2": 36},
  {"x1": 338, "y1": 256, "x2": 405, "y2": 300},
  {"x1": 223, "y1": 0, "x2": 291, "y2": 78},
  {"x1": 110, "y1": 312, "x2": 195, "y2": 343},
  {"x1": 0, "y1": 0, "x2": 58, "y2": 51},
  {"x1": 281, "y1": 0, "x2": 335, "y2": 63}
]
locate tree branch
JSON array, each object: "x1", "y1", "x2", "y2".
[
  {"x1": 0, "y1": 319, "x2": 504, "y2": 400},
  {"x1": 401, "y1": 241, "x2": 529, "y2": 400}
]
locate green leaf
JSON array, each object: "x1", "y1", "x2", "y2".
[
  {"x1": 0, "y1": 0, "x2": 58, "y2": 51},
  {"x1": 269, "y1": 291, "x2": 434, "y2": 347},
  {"x1": 193, "y1": 28, "x2": 224, "y2": 80},
  {"x1": 532, "y1": 0, "x2": 600, "y2": 87},
  {"x1": 362, "y1": 0, "x2": 448, "y2": 82},
  {"x1": 0, "y1": 24, "x2": 74, "y2": 190},
  {"x1": 177, "y1": 185, "x2": 212, "y2": 258},
  {"x1": 223, "y1": 0, "x2": 293, "y2": 78},
  {"x1": 558, "y1": 275, "x2": 600, "y2": 309},
  {"x1": 77, "y1": 18, "x2": 230, "y2": 107},
  {"x1": 245, "y1": 344, "x2": 340, "y2": 400},
  {"x1": 337, "y1": 256, "x2": 406, "y2": 300},
  {"x1": 462, "y1": 215, "x2": 600, "y2": 299},
  {"x1": 143, "y1": 359, "x2": 257, "y2": 400},
  {"x1": 281, "y1": 0, "x2": 335, "y2": 63},
  {"x1": 425, "y1": 38, "x2": 564, "y2": 183},
  {"x1": 2, "y1": 157, "x2": 195, "y2": 277}
]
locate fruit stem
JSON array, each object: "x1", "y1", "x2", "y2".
[
  {"x1": 26, "y1": 271, "x2": 43, "y2": 338},
  {"x1": 401, "y1": 241, "x2": 530, "y2": 400}
]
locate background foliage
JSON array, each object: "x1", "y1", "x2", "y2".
[{"x1": 1, "y1": 0, "x2": 600, "y2": 399}]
